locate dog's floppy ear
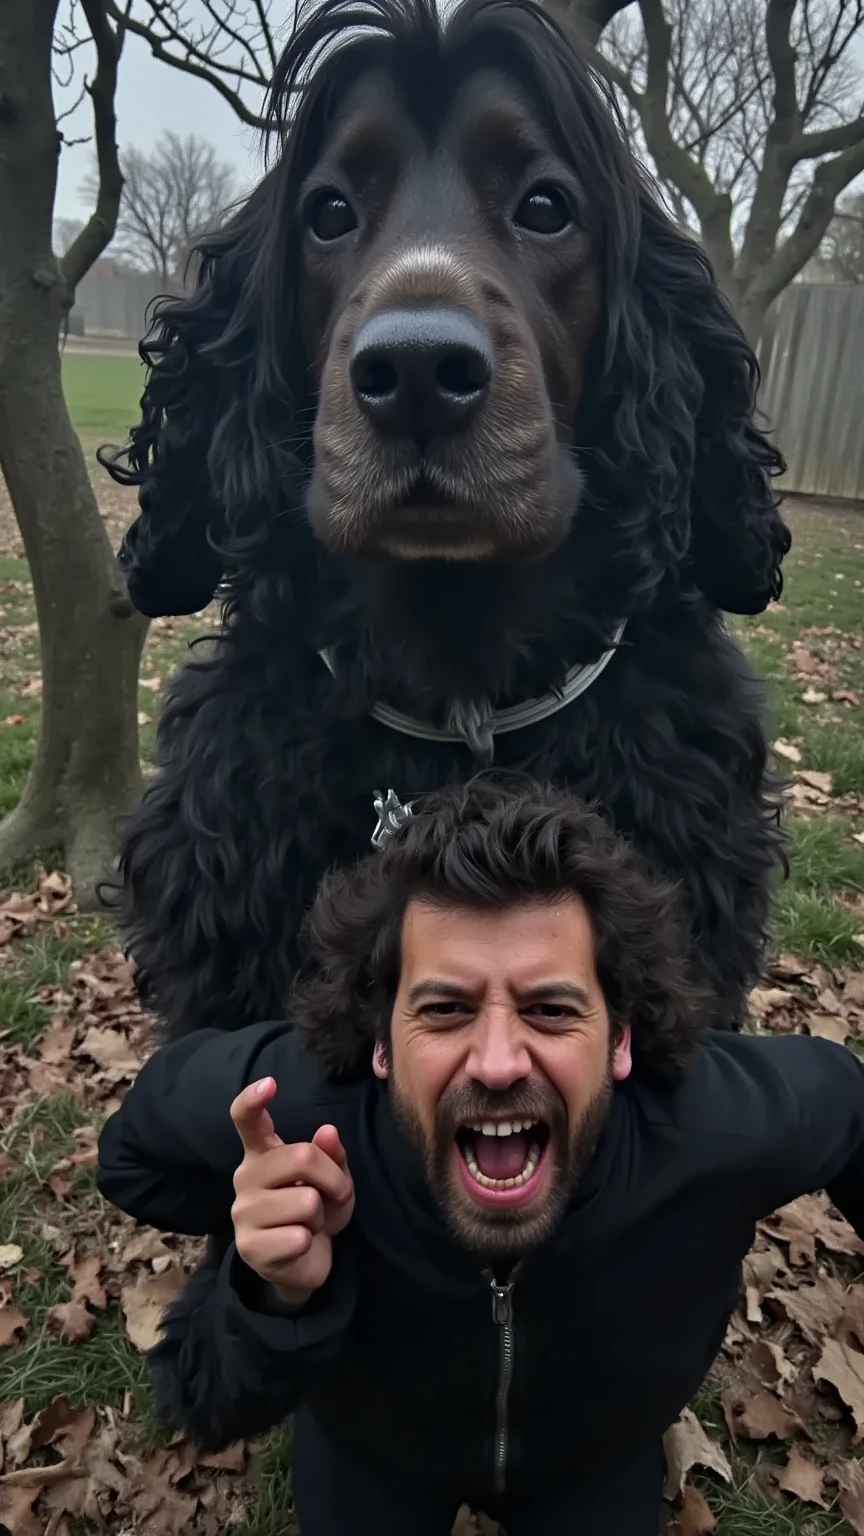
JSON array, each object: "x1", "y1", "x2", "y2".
[
  {"x1": 102, "y1": 170, "x2": 299, "y2": 618},
  {"x1": 636, "y1": 199, "x2": 790, "y2": 615}
]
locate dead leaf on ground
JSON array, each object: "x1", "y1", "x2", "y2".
[
  {"x1": 46, "y1": 1302, "x2": 94, "y2": 1345},
  {"x1": 846, "y1": 973, "x2": 864, "y2": 1008},
  {"x1": 121, "y1": 1267, "x2": 187, "y2": 1352},
  {"x1": 665, "y1": 1485, "x2": 716, "y2": 1535},
  {"x1": 798, "y1": 769, "x2": 833, "y2": 795},
  {"x1": 60, "y1": 1251, "x2": 107, "y2": 1311},
  {"x1": 29, "y1": 1400, "x2": 95, "y2": 1461},
  {"x1": 0, "y1": 1482, "x2": 42, "y2": 1536},
  {"x1": 663, "y1": 1408, "x2": 733, "y2": 1500},
  {"x1": 840, "y1": 1287, "x2": 864, "y2": 1351},
  {"x1": 768, "y1": 1276, "x2": 848, "y2": 1344},
  {"x1": 121, "y1": 1229, "x2": 171, "y2": 1267},
  {"x1": 0, "y1": 870, "x2": 74, "y2": 946},
  {"x1": 723, "y1": 1390, "x2": 803, "y2": 1442},
  {"x1": 747, "y1": 987, "x2": 793, "y2": 1018},
  {"x1": 752, "y1": 1338, "x2": 795, "y2": 1389},
  {"x1": 742, "y1": 1243, "x2": 788, "y2": 1323},
  {"x1": 0, "y1": 1306, "x2": 28, "y2": 1349},
  {"x1": 806, "y1": 1013, "x2": 850, "y2": 1043},
  {"x1": 76, "y1": 1025, "x2": 142, "y2": 1079},
  {"x1": 0, "y1": 1245, "x2": 23, "y2": 1272},
  {"x1": 813, "y1": 1337, "x2": 864, "y2": 1441},
  {"x1": 775, "y1": 1445, "x2": 827, "y2": 1507},
  {"x1": 773, "y1": 739, "x2": 802, "y2": 763},
  {"x1": 838, "y1": 1458, "x2": 864, "y2": 1535},
  {"x1": 764, "y1": 1194, "x2": 864, "y2": 1265}
]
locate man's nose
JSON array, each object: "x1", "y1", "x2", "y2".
[{"x1": 465, "y1": 1014, "x2": 532, "y2": 1092}]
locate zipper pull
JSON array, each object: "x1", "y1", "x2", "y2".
[
  {"x1": 483, "y1": 1270, "x2": 516, "y2": 1326},
  {"x1": 490, "y1": 1283, "x2": 514, "y2": 1326}
]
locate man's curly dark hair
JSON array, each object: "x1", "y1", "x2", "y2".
[{"x1": 292, "y1": 777, "x2": 708, "y2": 1085}]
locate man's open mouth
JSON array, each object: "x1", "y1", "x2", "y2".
[{"x1": 455, "y1": 1119, "x2": 551, "y2": 1204}]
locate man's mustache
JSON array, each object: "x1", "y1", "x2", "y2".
[{"x1": 435, "y1": 1079, "x2": 566, "y2": 1137}]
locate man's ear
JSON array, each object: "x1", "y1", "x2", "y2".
[
  {"x1": 612, "y1": 1023, "x2": 632, "y2": 1083},
  {"x1": 372, "y1": 1039, "x2": 390, "y2": 1080}
]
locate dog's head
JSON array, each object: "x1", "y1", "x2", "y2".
[{"x1": 107, "y1": 0, "x2": 789, "y2": 624}]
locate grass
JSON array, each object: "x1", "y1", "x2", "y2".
[
  {"x1": 0, "y1": 378, "x2": 863, "y2": 1533},
  {"x1": 60, "y1": 351, "x2": 146, "y2": 443}
]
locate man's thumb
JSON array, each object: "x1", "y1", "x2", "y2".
[{"x1": 312, "y1": 1122, "x2": 349, "y2": 1171}]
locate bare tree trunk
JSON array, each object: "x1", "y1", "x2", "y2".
[{"x1": 0, "y1": 0, "x2": 147, "y2": 906}]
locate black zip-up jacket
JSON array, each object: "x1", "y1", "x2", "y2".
[{"x1": 96, "y1": 1025, "x2": 864, "y2": 1500}]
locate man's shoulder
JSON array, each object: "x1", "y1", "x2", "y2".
[{"x1": 634, "y1": 1029, "x2": 862, "y2": 1147}]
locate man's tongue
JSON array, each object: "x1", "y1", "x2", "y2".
[{"x1": 474, "y1": 1131, "x2": 529, "y2": 1180}]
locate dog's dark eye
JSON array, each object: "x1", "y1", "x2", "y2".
[
  {"x1": 514, "y1": 185, "x2": 571, "y2": 235},
  {"x1": 308, "y1": 190, "x2": 357, "y2": 242}
]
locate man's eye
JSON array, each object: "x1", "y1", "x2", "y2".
[
  {"x1": 308, "y1": 190, "x2": 357, "y2": 242},
  {"x1": 422, "y1": 1002, "x2": 470, "y2": 1021},
  {"x1": 526, "y1": 1004, "x2": 575, "y2": 1023}
]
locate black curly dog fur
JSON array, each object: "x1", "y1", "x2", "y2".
[{"x1": 105, "y1": 0, "x2": 791, "y2": 1056}]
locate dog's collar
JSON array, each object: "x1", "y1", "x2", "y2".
[{"x1": 319, "y1": 620, "x2": 625, "y2": 766}]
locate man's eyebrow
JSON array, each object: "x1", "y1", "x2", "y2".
[
  {"x1": 518, "y1": 982, "x2": 593, "y2": 1010},
  {"x1": 406, "y1": 979, "x2": 476, "y2": 1007}
]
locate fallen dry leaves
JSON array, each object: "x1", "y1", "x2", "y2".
[
  {"x1": 0, "y1": 1396, "x2": 254, "y2": 1536},
  {"x1": 748, "y1": 952, "x2": 864, "y2": 1046},
  {"x1": 0, "y1": 870, "x2": 73, "y2": 947}
]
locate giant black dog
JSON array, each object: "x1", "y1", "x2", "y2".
[{"x1": 107, "y1": 0, "x2": 790, "y2": 1044}]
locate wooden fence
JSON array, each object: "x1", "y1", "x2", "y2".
[{"x1": 758, "y1": 283, "x2": 864, "y2": 503}]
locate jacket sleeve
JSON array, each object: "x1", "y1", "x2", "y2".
[
  {"x1": 96, "y1": 1021, "x2": 309, "y2": 1234},
  {"x1": 149, "y1": 1234, "x2": 357, "y2": 1450},
  {"x1": 759, "y1": 1036, "x2": 864, "y2": 1237}
]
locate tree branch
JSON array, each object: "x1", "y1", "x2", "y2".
[
  {"x1": 630, "y1": 0, "x2": 736, "y2": 278},
  {"x1": 564, "y1": 0, "x2": 635, "y2": 45},
  {"x1": 764, "y1": 0, "x2": 800, "y2": 136},
  {"x1": 103, "y1": 0, "x2": 270, "y2": 130},
  {"x1": 747, "y1": 134, "x2": 864, "y2": 307},
  {"x1": 61, "y1": 0, "x2": 127, "y2": 289},
  {"x1": 794, "y1": 115, "x2": 864, "y2": 161}
]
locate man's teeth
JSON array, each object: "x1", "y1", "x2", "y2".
[
  {"x1": 464, "y1": 1141, "x2": 542, "y2": 1189},
  {"x1": 467, "y1": 1119, "x2": 538, "y2": 1137}
]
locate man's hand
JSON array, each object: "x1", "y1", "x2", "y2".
[{"x1": 230, "y1": 1077, "x2": 355, "y2": 1309}]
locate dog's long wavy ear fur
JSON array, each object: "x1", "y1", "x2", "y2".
[
  {"x1": 631, "y1": 196, "x2": 791, "y2": 615},
  {"x1": 101, "y1": 168, "x2": 304, "y2": 618}
]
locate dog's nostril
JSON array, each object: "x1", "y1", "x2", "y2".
[
  {"x1": 435, "y1": 351, "x2": 490, "y2": 399},
  {"x1": 356, "y1": 357, "x2": 399, "y2": 401}
]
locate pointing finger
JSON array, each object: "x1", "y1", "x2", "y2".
[{"x1": 230, "y1": 1078, "x2": 284, "y2": 1155}]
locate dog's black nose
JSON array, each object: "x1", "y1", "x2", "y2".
[{"x1": 350, "y1": 307, "x2": 492, "y2": 437}]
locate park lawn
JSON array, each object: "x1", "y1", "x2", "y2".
[
  {"x1": 1, "y1": 440, "x2": 864, "y2": 1533},
  {"x1": 61, "y1": 351, "x2": 146, "y2": 446}
]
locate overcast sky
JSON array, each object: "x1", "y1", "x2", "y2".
[
  {"x1": 54, "y1": 17, "x2": 271, "y2": 223},
  {"x1": 54, "y1": 4, "x2": 864, "y2": 226}
]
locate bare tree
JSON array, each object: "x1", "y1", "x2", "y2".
[
  {"x1": 106, "y1": 0, "x2": 634, "y2": 113},
  {"x1": 815, "y1": 190, "x2": 864, "y2": 280},
  {"x1": 86, "y1": 132, "x2": 237, "y2": 280},
  {"x1": 0, "y1": 0, "x2": 148, "y2": 903},
  {"x1": 596, "y1": 0, "x2": 864, "y2": 341}
]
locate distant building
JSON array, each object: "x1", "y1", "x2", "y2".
[{"x1": 67, "y1": 258, "x2": 182, "y2": 340}]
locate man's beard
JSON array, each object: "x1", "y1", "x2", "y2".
[{"x1": 388, "y1": 1065, "x2": 614, "y2": 1256}]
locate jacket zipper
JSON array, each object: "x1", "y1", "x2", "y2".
[{"x1": 483, "y1": 1263, "x2": 522, "y2": 1494}]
